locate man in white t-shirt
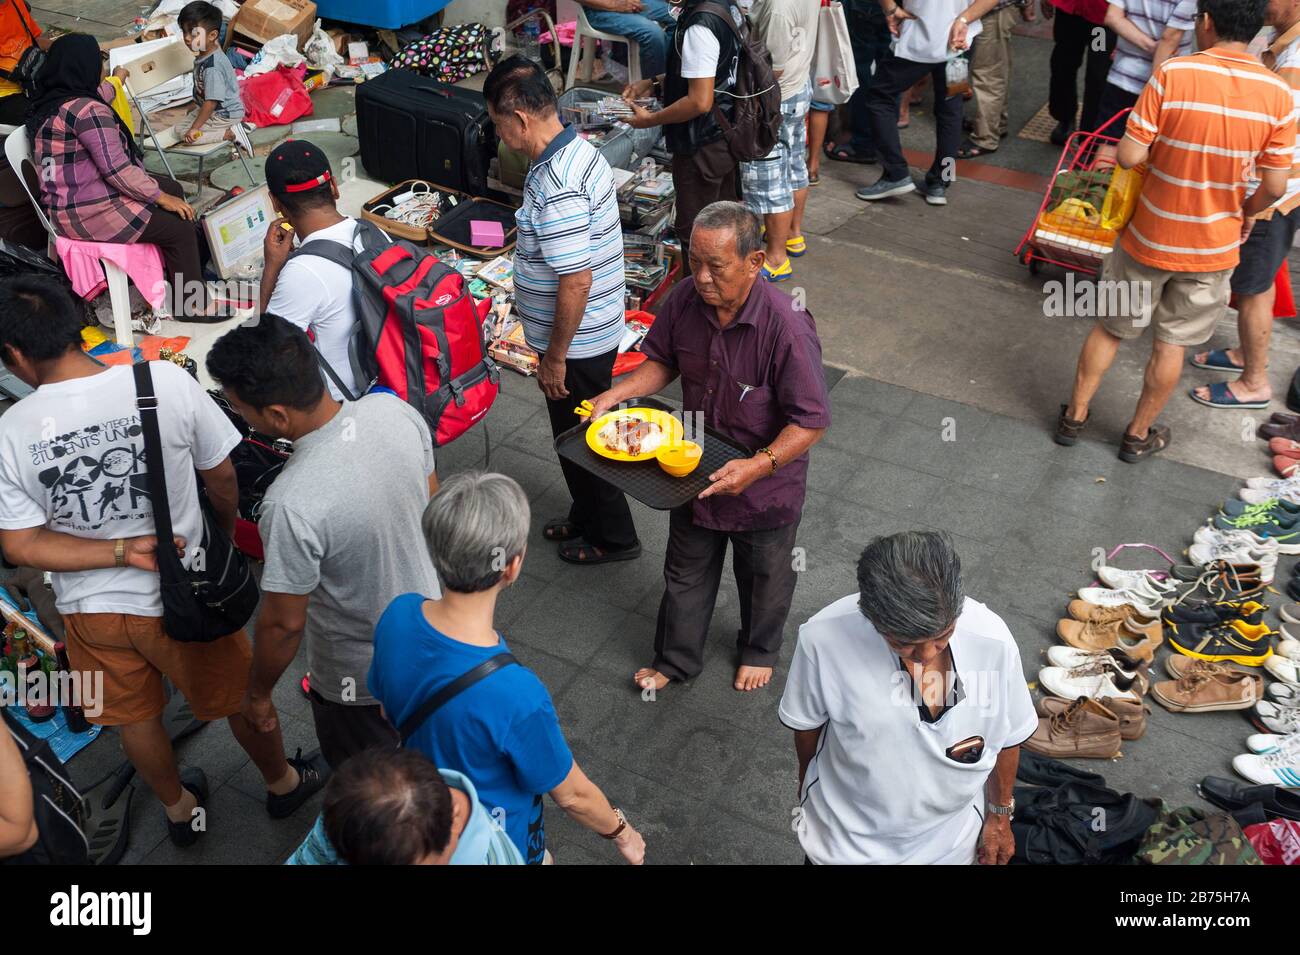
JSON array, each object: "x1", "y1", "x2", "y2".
[
  {"x1": 857, "y1": 0, "x2": 986, "y2": 206},
  {"x1": 260, "y1": 140, "x2": 386, "y2": 400},
  {"x1": 779, "y1": 531, "x2": 1036, "y2": 864},
  {"x1": 0, "y1": 276, "x2": 325, "y2": 849}
]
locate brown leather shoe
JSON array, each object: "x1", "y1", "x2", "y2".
[
  {"x1": 1055, "y1": 617, "x2": 1161, "y2": 661},
  {"x1": 1037, "y1": 694, "x2": 1148, "y2": 740},
  {"x1": 1150, "y1": 666, "x2": 1260, "y2": 712},
  {"x1": 1024, "y1": 697, "x2": 1123, "y2": 758},
  {"x1": 1118, "y1": 423, "x2": 1171, "y2": 463},
  {"x1": 1066, "y1": 599, "x2": 1158, "y2": 625},
  {"x1": 1163, "y1": 655, "x2": 1264, "y2": 697},
  {"x1": 1258, "y1": 419, "x2": 1300, "y2": 441},
  {"x1": 1055, "y1": 404, "x2": 1088, "y2": 446}
]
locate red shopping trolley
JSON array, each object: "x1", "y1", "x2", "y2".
[{"x1": 1014, "y1": 110, "x2": 1142, "y2": 278}]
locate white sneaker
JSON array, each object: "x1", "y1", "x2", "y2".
[
  {"x1": 1193, "y1": 524, "x2": 1282, "y2": 557},
  {"x1": 1254, "y1": 700, "x2": 1300, "y2": 734},
  {"x1": 1039, "y1": 659, "x2": 1144, "y2": 702},
  {"x1": 1186, "y1": 542, "x2": 1277, "y2": 582},
  {"x1": 1266, "y1": 655, "x2": 1300, "y2": 687},
  {"x1": 1266, "y1": 681, "x2": 1300, "y2": 707},
  {"x1": 1076, "y1": 586, "x2": 1166, "y2": 617},
  {"x1": 229, "y1": 121, "x2": 253, "y2": 156},
  {"x1": 1045, "y1": 646, "x2": 1144, "y2": 669},
  {"x1": 1247, "y1": 731, "x2": 1300, "y2": 754},
  {"x1": 1232, "y1": 748, "x2": 1300, "y2": 787},
  {"x1": 1096, "y1": 566, "x2": 1176, "y2": 600},
  {"x1": 1242, "y1": 477, "x2": 1300, "y2": 504}
]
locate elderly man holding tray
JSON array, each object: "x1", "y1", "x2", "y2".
[{"x1": 584, "y1": 201, "x2": 831, "y2": 693}]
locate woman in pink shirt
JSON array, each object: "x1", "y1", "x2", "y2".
[{"x1": 1044, "y1": 0, "x2": 1115, "y2": 142}]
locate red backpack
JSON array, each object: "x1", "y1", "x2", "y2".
[{"x1": 290, "y1": 220, "x2": 499, "y2": 446}]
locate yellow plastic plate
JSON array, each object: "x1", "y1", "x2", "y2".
[{"x1": 585, "y1": 409, "x2": 685, "y2": 462}]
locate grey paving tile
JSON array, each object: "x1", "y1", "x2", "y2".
[
  {"x1": 808, "y1": 443, "x2": 948, "y2": 513},
  {"x1": 507, "y1": 641, "x2": 582, "y2": 701},
  {"x1": 933, "y1": 482, "x2": 1036, "y2": 545},
  {"x1": 826, "y1": 374, "x2": 917, "y2": 419},
  {"x1": 505, "y1": 580, "x2": 626, "y2": 666},
  {"x1": 685, "y1": 806, "x2": 804, "y2": 865},
  {"x1": 1027, "y1": 461, "x2": 1146, "y2": 524}
]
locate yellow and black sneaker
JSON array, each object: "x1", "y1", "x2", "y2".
[
  {"x1": 1161, "y1": 599, "x2": 1267, "y2": 631},
  {"x1": 1168, "y1": 619, "x2": 1275, "y2": 667}
]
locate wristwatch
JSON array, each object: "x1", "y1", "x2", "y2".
[
  {"x1": 601, "y1": 807, "x2": 629, "y2": 840},
  {"x1": 987, "y1": 798, "x2": 1015, "y2": 819}
]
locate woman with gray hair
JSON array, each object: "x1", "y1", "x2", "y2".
[
  {"x1": 778, "y1": 531, "x2": 1037, "y2": 865},
  {"x1": 367, "y1": 472, "x2": 645, "y2": 865}
]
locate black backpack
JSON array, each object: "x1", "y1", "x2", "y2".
[
  {"x1": 693, "y1": 1, "x2": 782, "y2": 163},
  {"x1": 1, "y1": 710, "x2": 89, "y2": 865}
]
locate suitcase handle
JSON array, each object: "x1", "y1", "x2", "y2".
[{"x1": 411, "y1": 83, "x2": 452, "y2": 99}]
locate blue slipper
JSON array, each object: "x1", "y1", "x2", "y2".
[
  {"x1": 1189, "y1": 380, "x2": 1270, "y2": 410},
  {"x1": 1191, "y1": 348, "x2": 1245, "y2": 373}
]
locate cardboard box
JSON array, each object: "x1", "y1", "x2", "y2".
[{"x1": 225, "y1": 0, "x2": 317, "y2": 51}]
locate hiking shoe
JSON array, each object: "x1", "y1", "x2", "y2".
[
  {"x1": 1266, "y1": 654, "x2": 1300, "y2": 687},
  {"x1": 1054, "y1": 404, "x2": 1088, "y2": 446},
  {"x1": 1039, "y1": 657, "x2": 1146, "y2": 702},
  {"x1": 1212, "y1": 510, "x2": 1300, "y2": 554},
  {"x1": 1151, "y1": 666, "x2": 1259, "y2": 713},
  {"x1": 856, "y1": 175, "x2": 916, "y2": 201},
  {"x1": 923, "y1": 181, "x2": 947, "y2": 206},
  {"x1": 166, "y1": 767, "x2": 209, "y2": 848},
  {"x1": 1233, "y1": 746, "x2": 1300, "y2": 787},
  {"x1": 1168, "y1": 619, "x2": 1275, "y2": 666},
  {"x1": 1036, "y1": 693, "x2": 1147, "y2": 741},
  {"x1": 1023, "y1": 697, "x2": 1123, "y2": 758},
  {"x1": 266, "y1": 749, "x2": 330, "y2": 820},
  {"x1": 1055, "y1": 618, "x2": 1160, "y2": 661},
  {"x1": 1118, "y1": 423, "x2": 1170, "y2": 463},
  {"x1": 1253, "y1": 700, "x2": 1300, "y2": 734},
  {"x1": 1065, "y1": 598, "x2": 1155, "y2": 624},
  {"x1": 1076, "y1": 586, "x2": 1167, "y2": 617}
]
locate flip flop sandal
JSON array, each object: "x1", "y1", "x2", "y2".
[
  {"x1": 957, "y1": 140, "x2": 997, "y2": 159},
  {"x1": 824, "y1": 142, "x2": 876, "y2": 164},
  {"x1": 558, "y1": 540, "x2": 643, "y2": 565},
  {"x1": 897, "y1": 119, "x2": 910, "y2": 129},
  {"x1": 786, "y1": 235, "x2": 807, "y2": 257},
  {"x1": 1190, "y1": 348, "x2": 1245, "y2": 373},
  {"x1": 808, "y1": 171, "x2": 821, "y2": 185},
  {"x1": 1188, "y1": 380, "x2": 1270, "y2": 410},
  {"x1": 762, "y1": 259, "x2": 794, "y2": 282},
  {"x1": 544, "y1": 518, "x2": 582, "y2": 541}
]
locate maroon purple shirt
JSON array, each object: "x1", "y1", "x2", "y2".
[{"x1": 640, "y1": 277, "x2": 831, "y2": 532}]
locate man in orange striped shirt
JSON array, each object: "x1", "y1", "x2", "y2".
[
  {"x1": 1190, "y1": 0, "x2": 1300, "y2": 410},
  {"x1": 1055, "y1": 0, "x2": 1294, "y2": 462}
]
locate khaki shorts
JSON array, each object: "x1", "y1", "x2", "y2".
[
  {"x1": 62, "y1": 613, "x2": 252, "y2": 726},
  {"x1": 1097, "y1": 243, "x2": 1231, "y2": 347}
]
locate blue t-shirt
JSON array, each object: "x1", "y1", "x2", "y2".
[{"x1": 367, "y1": 593, "x2": 574, "y2": 864}]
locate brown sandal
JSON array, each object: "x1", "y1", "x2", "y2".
[
  {"x1": 544, "y1": 518, "x2": 582, "y2": 542},
  {"x1": 1054, "y1": 404, "x2": 1088, "y2": 446},
  {"x1": 1119, "y1": 424, "x2": 1171, "y2": 463},
  {"x1": 558, "y1": 540, "x2": 642, "y2": 565}
]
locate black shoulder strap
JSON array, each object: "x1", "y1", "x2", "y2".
[
  {"x1": 133, "y1": 361, "x2": 177, "y2": 547},
  {"x1": 286, "y1": 222, "x2": 362, "y2": 401},
  {"x1": 398, "y1": 652, "x2": 518, "y2": 742},
  {"x1": 693, "y1": 1, "x2": 744, "y2": 40},
  {"x1": 14, "y1": 0, "x2": 39, "y2": 48}
]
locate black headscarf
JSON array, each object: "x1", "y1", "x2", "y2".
[{"x1": 25, "y1": 33, "x2": 142, "y2": 162}]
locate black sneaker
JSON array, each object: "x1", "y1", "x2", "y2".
[
  {"x1": 1162, "y1": 599, "x2": 1266, "y2": 629},
  {"x1": 1049, "y1": 120, "x2": 1075, "y2": 146},
  {"x1": 267, "y1": 749, "x2": 330, "y2": 820},
  {"x1": 166, "y1": 766, "x2": 209, "y2": 848}
]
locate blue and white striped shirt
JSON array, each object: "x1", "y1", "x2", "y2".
[
  {"x1": 1107, "y1": 0, "x2": 1197, "y2": 94},
  {"x1": 513, "y1": 127, "x2": 627, "y2": 359}
]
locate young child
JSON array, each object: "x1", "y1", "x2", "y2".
[{"x1": 174, "y1": 1, "x2": 249, "y2": 151}]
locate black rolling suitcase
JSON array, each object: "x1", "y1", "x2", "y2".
[{"x1": 355, "y1": 68, "x2": 495, "y2": 196}]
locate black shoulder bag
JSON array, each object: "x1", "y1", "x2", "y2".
[
  {"x1": 0, "y1": 0, "x2": 46, "y2": 100},
  {"x1": 398, "y1": 653, "x2": 518, "y2": 742},
  {"x1": 134, "y1": 361, "x2": 259, "y2": 643}
]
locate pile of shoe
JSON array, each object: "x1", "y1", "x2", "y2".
[{"x1": 1256, "y1": 413, "x2": 1300, "y2": 477}]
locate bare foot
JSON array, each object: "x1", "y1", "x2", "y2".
[
  {"x1": 1191, "y1": 379, "x2": 1271, "y2": 405},
  {"x1": 1192, "y1": 347, "x2": 1244, "y2": 372},
  {"x1": 734, "y1": 665, "x2": 773, "y2": 692},
  {"x1": 634, "y1": 667, "x2": 669, "y2": 693}
]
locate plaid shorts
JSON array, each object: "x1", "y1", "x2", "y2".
[{"x1": 741, "y1": 83, "x2": 812, "y2": 215}]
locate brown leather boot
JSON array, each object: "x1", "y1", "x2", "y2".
[
  {"x1": 1037, "y1": 694, "x2": 1148, "y2": 740},
  {"x1": 1024, "y1": 697, "x2": 1123, "y2": 758}
]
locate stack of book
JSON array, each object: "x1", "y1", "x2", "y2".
[{"x1": 623, "y1": 231, "x2": 666, "y2": 294}]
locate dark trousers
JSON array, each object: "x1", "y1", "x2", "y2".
[
  {"x1": 653, "y1": 506, "x2": 800, "y2": 681},
  {"x1": 542, "y1": 347, "x2": 638, "y2": 551},
  {"x1": 139, "y1": 175, "x2": 207, "y2": 317},
  {"x1": 845, "y1": 2, "x2": 892, "y2": 155},
  {"x1": 308, "y1": 689, "x2": 399, "y2": 770},
  {"x1": 1048, "y1": 10, "x2": 1115, "y2": 134},
  {"x1": 866, "y1": 51, "x2": 962, "y2": 187},
  {"x1": 672, "y1": 147, "x2": 737, "y2": 270},
  {"x1": 0, "y1": 93, "x2": 27, "y2": 125}
]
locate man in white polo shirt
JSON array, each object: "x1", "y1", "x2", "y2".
[{"x1": 779, "y1": 531, "x2": 1037, "y2": 865}]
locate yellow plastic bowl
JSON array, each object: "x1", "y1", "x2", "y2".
[{"x1": 657, "y1": 441, "x2": 702, "y2": 478}]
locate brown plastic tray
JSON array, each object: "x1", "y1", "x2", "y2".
[{"x1": 553, "y1": 397, "x2": 751, "y2": 510}]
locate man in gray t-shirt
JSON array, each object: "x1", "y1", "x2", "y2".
[{"x1": 206, "y1": 316, "x2": 441, "y2": 769}]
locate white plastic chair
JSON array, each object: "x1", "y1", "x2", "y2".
[
  {"x1": 5, "y1": 127, "x2": 162, "y2": 347},
  {"x1": 558, "y1": 0, "x2": 642, "y2": 90}
]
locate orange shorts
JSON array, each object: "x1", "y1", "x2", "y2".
[{"x1": 61, "y1": 612, "x2": 252, "y2": 726}]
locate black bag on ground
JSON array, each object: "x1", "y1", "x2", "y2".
[
  {"x1": 1012, "y1": 780, "x2": 1160, "y2": 864},
  {"x1": 134, "y1": 362, "x2": 259, "y2": 643},
  {"x1": 355, "y1": 70, "x2": 495, "y2": 195},
  {"x1": 1, "y1": 709, "x2": 89, "y2": 865}
]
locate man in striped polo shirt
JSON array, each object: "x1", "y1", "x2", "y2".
[
  {"x1": 484, "y1": 56, "x2": 640, "y2": 565},
  {"x1": 1056, "y1": 0, "x2": 1294, "y2": 463},
  {"x1": 1190, "y1": 0, "x2": 1300, "y2": 410},
  {"x1": 1093, "y1": 0, "x2": 1197, "y2": 138}
]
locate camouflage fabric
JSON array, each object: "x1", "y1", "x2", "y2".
[{"x1": 1136, "y1": 805, "x2": 1262, "y2": 865}]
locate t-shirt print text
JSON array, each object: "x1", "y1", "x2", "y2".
[{"x1": 31, "y1": 416, "x2": 149, "y2": 532}]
